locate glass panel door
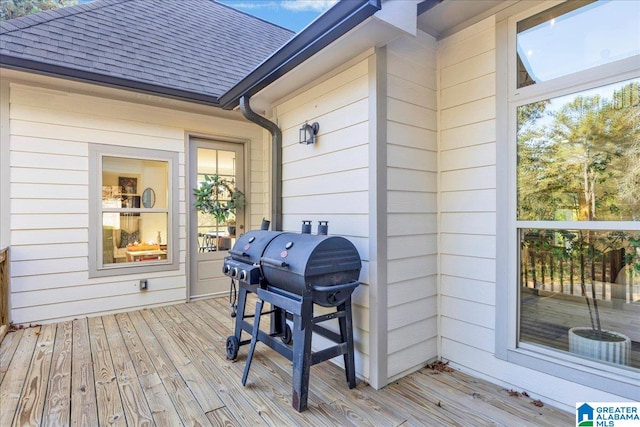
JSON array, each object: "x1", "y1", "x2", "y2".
[{"x1": 189, "y1": 139, "x2": 244, "y2": 300}]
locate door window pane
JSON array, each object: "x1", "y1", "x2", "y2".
[{"x1": 196, "y1": 148, "x2": 239, "y2": 252}]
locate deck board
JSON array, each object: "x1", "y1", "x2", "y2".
[
  {"x1": 14, "y1": 323, "x2": 56, "y2": 426},
  {"x1": 163, "y1": 303, "x2": 307, "y2": 427},
  {"x1": 1, "y1": 326, "x2": 41, "y2": 426},
  {"x1": 0, "y1": 297, "x2": 574, "y2": 426},
  {"x1": 0, "y1": 326, "x2": 23, "y2": 384},
  {"x1": 187, "y1": 300, "x2": 357, "y2": 427},
  {"x1": 88, "y1": 316, "x2": 127, "y2": 426},
  {"x1": 119, "y1": 311, "x2": 206, "y2": 426},
  {"x1": 103, "y1": 314, "x2": 156, "y2": 426},
  {"x1": 42, "y1": 320, "x2": 72, "y2": 427},
  {"x1": 70, "y1": 318, "x2": 98, "y2": 427}
]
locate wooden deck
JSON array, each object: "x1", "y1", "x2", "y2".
[{"x1": 0, "y1": 297, "x2": 573, "y2": 426}]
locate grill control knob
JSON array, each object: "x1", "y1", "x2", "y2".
[
  {"x1": 239, "y1": 270, "x2": 247, "y2": 281},
  {"x1": 231, "y1": 267, "x2": 239, "y2": 278},
  {"x1": 222, "y1": 264, "x2": 231, "y2": 275}
]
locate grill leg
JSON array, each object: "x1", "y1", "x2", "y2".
[
  {"x1": 271, "y1": 305, "x2": 287, "y2": 337},
  {"x1": 241, "y1": 299, "x2": 263, "y2": 386},
  {"x1": 291, "y1": 296, "x2": 313, "y2": 412},
  {"x1": 234, "y1": 285, "x2": 249, "y2": 341},
  {"x1": 339, "y1": 297, "x2": 357, "y2": 389}
]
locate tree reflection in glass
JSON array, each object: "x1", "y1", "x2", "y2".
[
  {"x1": 517, "y1": 79, "x2": 640, "y2": 221},
  {"x1": 517, "y1": 79, "x2": 640, "y2": 369}
]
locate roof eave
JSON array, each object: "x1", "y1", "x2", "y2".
[
  {"x1": 219, "y1": 0, "x2": 382, "y2": 110},
  {"x1": 0, "y1": 55, "x2": 221, "y2": 107}
]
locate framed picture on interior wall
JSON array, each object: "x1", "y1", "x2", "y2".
[
  {"x1": 119, "y1": 176, "x2": 137, "y2": 195},
  {"x1": 121, "y1": 195, "x2": 141, "y2": 209},
  {"x1": 121, "y1": 195, "x2": 141, "y2": 215}
]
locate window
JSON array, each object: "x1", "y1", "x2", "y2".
[
  {"x1": 195, "y1": 147, "x2": 242, "y2": 252},
  {"x1": 498, "y1": 0, "x2": 640, "y2": 397},
  {"x1": 516, "y1": 1, "x2": 640, "y2": 88},
  {"x1": 89, "y1": 144, "x2": 179, "y2": 277}
]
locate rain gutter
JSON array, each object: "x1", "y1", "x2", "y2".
[{"x1": 239, "y1": 95, "x2": 283, "y2": 231}]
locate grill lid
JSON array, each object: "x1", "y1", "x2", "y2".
[
  {"x1": 228, "y1": 230, "x2": 284, "y2": 264},
  {"x1": 260, "y1": 233, "x2": 361, "y2": 296}
]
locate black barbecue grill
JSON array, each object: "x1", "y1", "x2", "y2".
[{"x1": 222, "y1": 221, "x2": 361, "y2": 411}]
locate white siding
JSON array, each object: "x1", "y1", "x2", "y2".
[
  {"x1": 274, "y1": 33, "x2": 439, "y2": 383},
  {"x1": 6, "y1": 79, "x2": 268, "y2": 324},
  {"x1": 437, "y1": 16, "x2": 627, "y2": 411},
  {"x1": 386, "y1": 30, "x2": 439, "y2": 381},
  {"x1": 438, "y1": 17, "x2": 498, "y2": 375},
  {"x1": 274, "y1": 58, "x2": 372, "y2": 379}
]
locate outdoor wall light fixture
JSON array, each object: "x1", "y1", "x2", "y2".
[{"x1": 299, "y1": 121, "x2": 319, "y2": 145}]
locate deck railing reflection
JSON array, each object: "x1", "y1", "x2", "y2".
[{"x1": 520, "y1": 230, "x2": 639, "y2": 306}]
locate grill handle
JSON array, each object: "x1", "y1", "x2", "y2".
[
  {"x1": 261, "y1": 257, "x2": 289, "y2": 268},
  {"x1": 312, "y1": 281, "x2": 359, "y2": 294},
  {"x1": 229, "y1": 249, "x2": 249, "y2": 258},
  {"x1": 312, "y1": 281, "x2": 359, "y2": 307}
]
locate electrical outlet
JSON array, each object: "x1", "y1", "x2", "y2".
[{"x1": 139, "y1": 279, "x2": 148, "y2": 291}]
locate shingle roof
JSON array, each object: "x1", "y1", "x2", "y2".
[{"x1": 0, "y1": 0, "x2": 294, "y2": 105}]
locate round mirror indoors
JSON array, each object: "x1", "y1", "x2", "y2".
[{"x1": 142, "y1": 187, "x2": 156, "y2": 208}]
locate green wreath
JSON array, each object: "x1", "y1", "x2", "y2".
[{"x1": 193, "y1": 174, "x2": 245, "y2": 224}]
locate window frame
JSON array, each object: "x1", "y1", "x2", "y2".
[
  {"x1": 89, "y1": 144, "x2": 179, "y2": 278},
  {"x1": 495, "y1": 1, "x2": 640, "y2": 399}
]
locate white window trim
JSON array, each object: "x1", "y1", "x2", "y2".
[
  {"x1": 495, "y1": 2, "x2": 640, "y2": 399},
  {"x1": 88, "y1": 144, "x2": 179, "y2": 278}
]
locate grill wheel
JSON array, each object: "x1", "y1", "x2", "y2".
[
  {"x1": 281, "y1": 324, "x2": 292, "y2": 345},
  {"x1": 226, "y1": 335, "x2": 240, "y2": 360}
]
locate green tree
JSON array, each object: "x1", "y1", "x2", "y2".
[
  {"x1": 517, "y1": 80, "x2": 640, "y2": 221},
  {"x1": 517, "y1": 99, "x2": 570, "y2": 220},
  {"x1": 550, "y1": 95, "x2": 621, "y2": 220},
  {"x1": 613, "y1": 83, "x2": 640, "y2": 219},
  {"x1": 1, "y1": 0, "x2": 78, "y2": 21}
]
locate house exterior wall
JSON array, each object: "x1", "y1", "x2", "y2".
[
  {"x1": 438, "y1": 16, "x2": 497, "y2": 373},
  {"x1": 437, "y1": 15, "x2": 629, "y2": 411},
  {"x1": 2, "y1": 2, "x2": 634, "y2": 408},
  {"x1": 3, "y1": 74, "x2": 268, "y2": 325},
  {"x1": 385, "y1": 30, "x2": 438, "y2": 381},
  {"x1": 271, "y1": 31, "x2": 439, "y2": 385},
  {"x1": 273, "y1": 57, "x2": 372, "y2": 379}
]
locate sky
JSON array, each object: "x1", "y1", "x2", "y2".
[
  {"x1": 215, "y1": 0, "x2": 338, "y2": 32},
  {"x1": 517, "y1": 0, "x2": 639, "y2": 85},
  {"x1": 75, "y1": 0, "x2": 337, "y2": 33}
]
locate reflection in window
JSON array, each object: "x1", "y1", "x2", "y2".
[
  {"x1": 520, "y1": 229, "x2": 639, "y2": 370},
  {"x1": 517, "y1": 1, "x2": 640, "y2": 88},
  {"x1": 101, "y1": 157, "x2": 169, "y2": 266},
  {"x1": 510, "y1": 0, "x2": 640, "y2": 392},
  {"x1": 516, "y1": 78, "x2": 640, "y2": 371},
  {"x1": 517, "y1": 79, "x2": 640, "y2": 221},
  {"x1": 196, "y1": 148, "x2": 239, "y2": 253}
]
